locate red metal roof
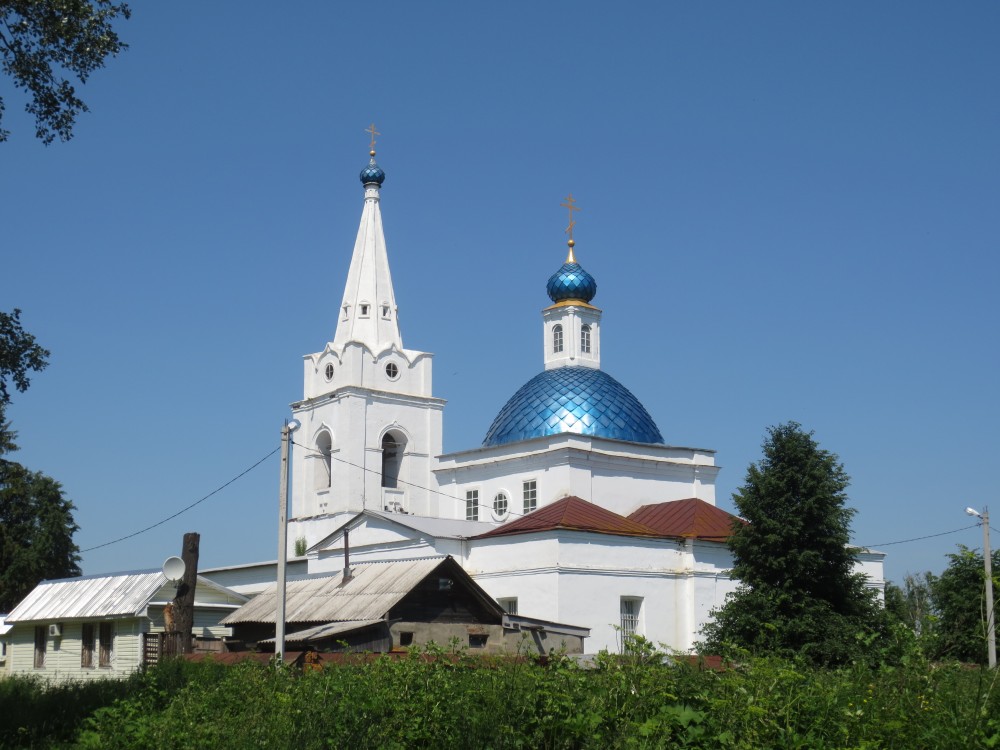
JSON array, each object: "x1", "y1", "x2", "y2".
[
  {"x1": 475, "y1": 496, "x2": 662, "y2": 540},
  {"x1": 628, "y1": 498, "x2": 744, "y2": 541}
]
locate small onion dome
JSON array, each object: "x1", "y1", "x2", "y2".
[
  {"x1": 360, "y1": 155, "x2": 385, "y2": 186},
  {"x1": 483, "y1": 366, "x2": 664, "y2": 447},
  {"x1": 546, "y1": 261, "x2": 597, "y2": 304}
]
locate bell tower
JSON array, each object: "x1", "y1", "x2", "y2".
[{"x1": 288, "y1": 129, "x2": 445, "y2": 550}]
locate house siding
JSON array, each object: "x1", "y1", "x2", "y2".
[
  {"x1": 8, "y1": 619, "x2": 145, "y2": 681},
  {"x1": 147, "y1": 606, "x2": 235, "y2": 639}
]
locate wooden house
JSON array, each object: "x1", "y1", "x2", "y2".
[
  {"x1": 222, "y1": 556, "x2": 589, "y2": 655},
  {"x1": 4, "y1": 570, "x2": 247, "y2": 682}
]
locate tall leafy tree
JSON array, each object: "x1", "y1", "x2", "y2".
[
  {"x1": 0, "y1": 308, "x2": 49, "y2": 406},
  {"x1": 701, "y1": 422, "x2": 884, "y2": 664},
  {"x1": 885, "y1": 571, "x2": 937, "y2": 639},
  {"x1": 0, "y1": 460, "x2": 81, "y2": 610},
  {"x1": 0, "y1": 308, "x2": 80, "y2": 611},
  {"x1": 929, "y1": 545, "x2": 1000, "y2": 663},
  {"x1": 0, "y1": 1, "x2": 131, "y2": 143}
]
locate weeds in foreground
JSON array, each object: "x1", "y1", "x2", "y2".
[{"x1": 4, "y1": 640, "x2": 1000, "y2": 748}]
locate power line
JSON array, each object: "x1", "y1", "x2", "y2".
[
  {"x1": 858, "y1": 524, "x2": 979, "y2": 549},
  {"x1": 291, "y1": 439, "x2": 530, "y2": 519},
  {"x1": 80, "y1": 447, "x2": 280, "y2": 553}
]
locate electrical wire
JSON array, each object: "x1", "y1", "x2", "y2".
[
  {"x1": 80, "y1": 447, "x2": 281, "y2": 552},
  {"x1": 858, "y1": 524, "x2": 980, "y2": 549},
  {"x1": 291, "y1": 438, "x2": 530, "y2": 519}
]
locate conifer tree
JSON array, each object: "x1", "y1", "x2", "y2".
[{"x1": 702, "y1": 422, "x2": 884, "y2": 664}]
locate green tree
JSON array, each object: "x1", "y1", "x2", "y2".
[
  {"x1": 0, "y1": 1, "x2": 131, "y2": 144},
  {"x1": 0, "y1": 308, "x2": 80, "y2": 611},
  {"x1": 0, "y1": 307, "x2": 49, "y2": 450},
  {"x1": 0, "y1": 308, "x2": 49, "y2": 407},
  {"x1": 701, "y1": 422, "x2": 884, "y2": 665},
  {"x1": 929, "y1": 545, "x2": 999, "y2": 663},
  {"x1": 885, "y1": 572, "x2": 937, "y2": 640},
  {"x1": 0, "y1": 459, "x2": 81, "y2": 611}
]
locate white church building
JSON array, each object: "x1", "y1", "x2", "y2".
[{"x1": 219, "y1": 143, "x2": 885, "y2": 653}]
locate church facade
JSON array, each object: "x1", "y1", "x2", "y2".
[{"x1": 281, "y1": 144, "x2": 885, "y2": 653}]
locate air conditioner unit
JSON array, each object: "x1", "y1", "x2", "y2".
[{"x1": 48, "y1": 623, "x2": 62, "y2": 638}]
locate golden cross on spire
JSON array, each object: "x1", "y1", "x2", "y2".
[
  {"x1": 365, "y1": 122, "x2": 380, "y2": 154},
  {"x1": 560, "y1": 193, "x2": 581, "y2": 262}
]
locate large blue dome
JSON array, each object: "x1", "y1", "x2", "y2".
[{"x1": 483, "y1": 366, "x2": 664, "y2": 447}]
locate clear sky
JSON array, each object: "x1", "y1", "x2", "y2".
[{"x1": 2, "y1": 2, "x2": 997, "y2": 585}]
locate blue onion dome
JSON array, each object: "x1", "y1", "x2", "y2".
[
  {"x1": 360, "y1": 150, "x2": 385, "y2": 186},
  {"x1": 483, "y1": 366, "x2": 664, "y2": 447},
  {"x1": 546, "y1": 261, "x2": 597, "y2": 303}
]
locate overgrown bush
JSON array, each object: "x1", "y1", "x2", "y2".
[{"x1": 6, "y1": 640, "x2": 1000, "y2": 748}]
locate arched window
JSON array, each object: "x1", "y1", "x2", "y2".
[
  {"x1": 381, "y1": 432, "x2": 406, "y2": 489},
  {"x1": 314, "y1": 431, "x2": 332, "y2": 490},
  {"x1": 581, "y1": 324, "x2": 591, "y2": 354},
  {"x1": 553, "y1": 324, "x2": 564, "y2": 353}
]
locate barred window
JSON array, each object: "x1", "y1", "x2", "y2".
[
  {"x1": 498, "y1": 597, "x2": 518, "y2": 615},
  {"x1": 522, "y1": 480, "x2": 537, "y2": 514},
  {"x1": 466, "y1": 490, "x2": 479, "y2": 521},
  {"x1": 620, "y1": 597, "x2": 642, "y2": 638},
  {"x1": 552, "y1": 324, "x2": 563, "y2": 353}
]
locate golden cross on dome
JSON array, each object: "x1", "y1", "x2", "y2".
[
  {"x1": 365, "y1": 122, "x2": 380, "y2": 153},
  {"x1": 560, "y1": 194, "x2": 581, "y2": 262},
  {"x1": 561, "y1": 193, "x2": 580, "y2": 240}
]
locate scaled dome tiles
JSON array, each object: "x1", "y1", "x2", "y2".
[
  {"x1": 546, "y1": 262, "x2": 597, "y2": 304},
  {"x1": 483, "y1": 366, "x2": 664, "y2": 447},
  {"x1": 360, "y1": 157, "x2": 386, "y2": 186}
]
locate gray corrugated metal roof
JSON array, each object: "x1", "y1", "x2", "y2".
[
  {"x1": 222, "y1": 557, "x2": 449, "y2": 625},
  {"x1": 6, "y1": 572, "x2": 248, "y2": 623},
  {"x1": 258, "y1": 619, "x2": 386, "y2": 644},
  {"x1": 7, "y1": 572, "x2": 165, "y2": 622}
]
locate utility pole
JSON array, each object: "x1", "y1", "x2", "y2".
[
  {"x1": 985, "y1": 508, "x2": 996, "y2": 670},
  {"x1": 276, "y1": 420, "x2": 299, "y2": 662},
  {"x1": 966, "y1": 505, "x2": 996, "y2": 668}
]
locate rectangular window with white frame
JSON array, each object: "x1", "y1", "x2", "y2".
[
  {"x1": 466, "y1": 489, "x2": 479, "y2": 521},
  {"x1": 523, "y1": 480, "x2": 537, "y2": 514}
]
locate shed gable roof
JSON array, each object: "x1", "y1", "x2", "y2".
[
  {"x1": 221, "y1": 556, "x2": 503, "y2": 626},
  {"x1": 6, "y1": 571, "x2": 248, "y2": 623}
]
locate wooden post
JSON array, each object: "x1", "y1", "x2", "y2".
[{"x1": 173, "y1": 532, "x2": 200, "y2": 654}]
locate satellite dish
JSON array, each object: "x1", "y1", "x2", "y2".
[{"x1": 162, "y1": 556, "x2": 186, "y2": 582}]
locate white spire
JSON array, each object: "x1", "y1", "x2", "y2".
[{"x1": 331, "y1": 155, "x2": 403, "y2": 356}]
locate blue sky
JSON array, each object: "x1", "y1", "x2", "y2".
[{"x1": 2, "y1": 2, "x2": 997, "y2": 584}]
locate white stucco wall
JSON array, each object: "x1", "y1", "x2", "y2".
[{"x1": 436, "y1": 434, "x2": 719, "y2": 527}]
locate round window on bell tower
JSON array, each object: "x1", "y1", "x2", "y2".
[
  {"x1": 385, "y1": 362, "x2": 399, "y2": 380},
  {"x1": 324, "y1": 363, "x2": 335, "y2": 381}
]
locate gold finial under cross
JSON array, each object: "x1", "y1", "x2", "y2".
[
  {"x1": 365, "y1": 122, "x2": 380, "y2": 154},
  {"x1": 560, "y1": 193, "x2": 581, "y2": 262}
]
